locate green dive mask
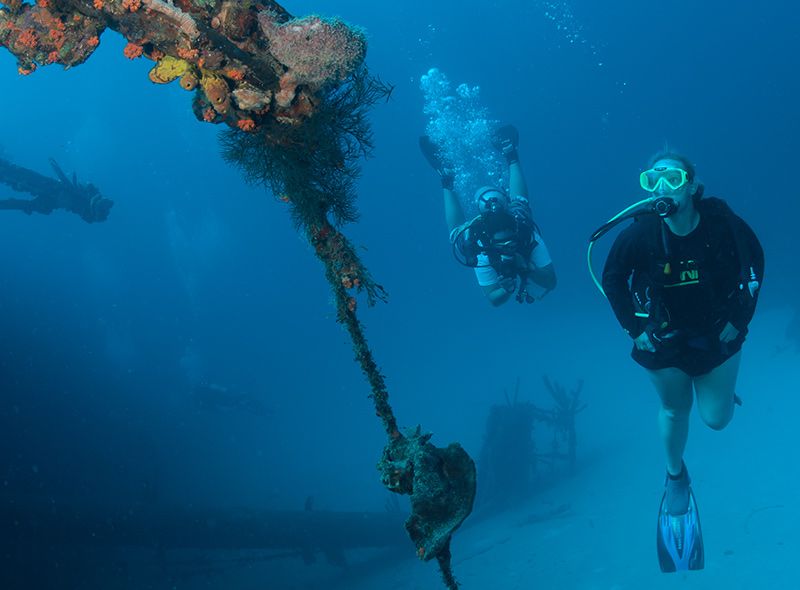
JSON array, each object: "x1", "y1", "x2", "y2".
[{"x1": 639, "y1": 167, "x2": 689, "y2": 192}]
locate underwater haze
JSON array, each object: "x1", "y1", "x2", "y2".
[{"x1": 1, "y1": 0, "x2": 799, "y2": 588}]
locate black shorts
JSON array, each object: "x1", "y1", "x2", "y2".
[{"x1": 631, "y1": 332, "x2": 745, "y2": 377}]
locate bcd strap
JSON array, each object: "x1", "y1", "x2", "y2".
[
  {"x1": 636, "y1": 197, "x2": 760, "y2": 330},
  {"x1": 701, "y1": 197, "x2": 760, "y2": 304}
]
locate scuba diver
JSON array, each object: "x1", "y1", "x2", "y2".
[
  {"x1": 588, "y1": 150, "x2": 764, "y2": 572},
  {"x1": 0, "y1": 157, "x2": 113, "y2": 223},
  {"x1": 420, "y1": 125, "x2": 556, "y2": 306}
]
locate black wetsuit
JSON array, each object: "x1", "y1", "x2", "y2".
[{"x1": 602, "y1": 197, "x2": 764, "y2": 376}]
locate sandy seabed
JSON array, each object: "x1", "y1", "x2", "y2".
[{"x1": 323, "y1": 307, "x2": 798, "y2": 590}]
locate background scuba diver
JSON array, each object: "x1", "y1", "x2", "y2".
[
  {"x1": 420, "y1": 125, "x2": 556, "y2": 307},
  {"x1": 599, "y1": 150, "x2": 764, "y2": 571}
]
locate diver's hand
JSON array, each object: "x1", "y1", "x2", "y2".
[
  {"x1": 512, "y1": 252, "x2": 530, "y2": 273},
  {"x1": 719, "y1": 321, "x2": 740, "y2": 343},
  {"x1": 498, "y1": 276, "x2": 517, "y2": 293},
  {"x1": 634, "y1": 331, "x2": 657, "y2": 352}
]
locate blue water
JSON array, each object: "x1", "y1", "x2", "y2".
[{"x1": 1, "y1": 1, "x2": 798, "y2": 588}]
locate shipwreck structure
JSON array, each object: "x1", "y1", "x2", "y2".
[
  {"x1": 1, "y1": 2, "x2": 475, "y2": 587},
  {"x1": 0, "y1": 497, "x2": 408, "y2": 588},
  {"x1": 479, "y1": 377, "x2": 586, "y2": 506}
]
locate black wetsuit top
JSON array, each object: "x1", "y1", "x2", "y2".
[{"x1": 602, "y1": 198, "x2": 764, "y2": 341}]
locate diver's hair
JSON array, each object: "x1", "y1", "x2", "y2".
[
  {"x1": 473, "y1": 185, "x2": 507, "y2": 202},
  {"x1": 646, "y1": 148, "x2": 696, "y2": 183}
]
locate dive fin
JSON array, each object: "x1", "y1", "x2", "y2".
[
  {"x1": 49, "y1": 158, "x2": 71, "y2": 186},
  {"x1": 419, "y1": 135, "x2": 446, "y2": 174},
  {"x1": 493, "y1": 123, "x2": 519, "y2": 150},
  {"x1": 656, "y1": 487, "x2": 704, "y2": 572}
]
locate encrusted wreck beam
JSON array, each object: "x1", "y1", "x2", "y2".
[{"x1": 0, "y1": 1, "x2": 365, "y2": 130}]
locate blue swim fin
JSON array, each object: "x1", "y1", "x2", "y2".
[{"x1": 656, "y1": 487, "x2": 704, "y2": 572}]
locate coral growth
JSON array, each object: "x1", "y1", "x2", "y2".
[
  {"x1": 236, "y1": 118, "x2": 255, "y2": 132},
  {"x1": 225, "y1": 67, "x2": 244, "y2": 81},
  {"x1": 174, "y1": 46, "x2": 198, "y2": 61},
  {"x1": 123, "y1": 42, "x2": 143, "y2": 59},
  {"x1": 212, "y1": 1, "x2": 257, "y2": 41},
  {"x1": 141, "y1": 0, "x2": 200, "y2": 40},
  {"x1": 190, "y1": 0, "x2": 218, "y2": 9},
  {"x1": 16, "y1": 28, "x2": 38, "y2": 50},
  {"x1": 179, "y1": 70, "x2": 199, "y2": 90},
  {"x1": 121, "y1": 0, "x2": 141, "y2": 12},
  {"x1": 202, "y1": 107, "x2": 217, "y2": 122},
  {"x1": 199, "y1": 70, "x2": 230, "y2": 114},
  {"x1": 259, "y1": 13, "x2": 366, "y2": 106},
  {"x1": 232, "y1": 84, "x2": 271, "y2": 111},
  {"x1": 310, "y1": 224, "x2": 365, "y2": 293},
  {"x1": 148, "y1": 55, "x2": 193, "y2": 83},
  {"x1": 259, "y1": 14, "x2": 366, "y2": 88},
  {"x1": 0, "y1": 2, "x2": 102, "y2": 71},
  {"x1": 0, "y1": 1, "x2": 371, "y2": 132}
]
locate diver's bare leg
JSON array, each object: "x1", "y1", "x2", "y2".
[
  {"x1": 647, "y1": 367, "x2": 694, "y2": 476},
  {"x1": 693, "y1": 351, "x2": 740, "y2": 431},
  {"x1": 443, "y1": 186, "x2": 466, "y2": 232}
]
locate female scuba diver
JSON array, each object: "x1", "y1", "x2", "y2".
[
  {"x1": 590, "y1": 150, "x2": 764, "y2": 572},
  {"x1": 420, "y1": 125, "x2": 557, "y2": 306}
]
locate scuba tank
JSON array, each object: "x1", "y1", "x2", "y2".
[
  {"x1": 452, "y1": 195, "x2": 538, "y2": 269},
  {"x1": 589, "y1": 191, "x2": 762, "y2": 347},
  {"x1": 451, "y1": 194, "x2": 539, "y2": 303}
]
